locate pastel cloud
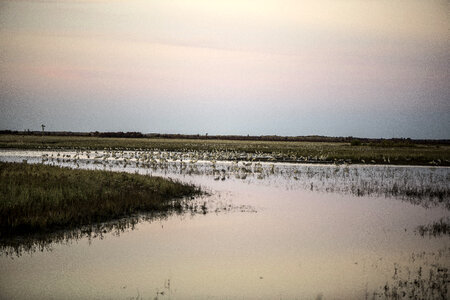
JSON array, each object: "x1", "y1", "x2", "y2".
[{"x1": 0, "y1": 0, "x2": 448, "y2": 138}]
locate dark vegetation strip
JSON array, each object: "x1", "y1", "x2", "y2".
[
  {"x1": 1, "y1": 134, "x2": 449, "y2": 166},
  {"x1": 416, "y1": 218, "x2": 450, "y2": 237},
  {"x1": 0, "y1": 162, "x2": 201, "y2": 237},
  {"x1": 2, "y1": 130, "x2": 449, "y2": 145}
]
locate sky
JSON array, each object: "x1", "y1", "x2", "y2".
[{"x1": 0, "y1": 0, "x2": 449, "y2": 138}]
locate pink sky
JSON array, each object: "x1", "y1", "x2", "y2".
[{"x1": 0, "y1": 0, "x2": 449, "y2": 137}]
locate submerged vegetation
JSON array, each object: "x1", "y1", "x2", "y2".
[
  {"x1": 1, "y1": 134, "x2": 449, "y2": 166},
  {"x1": 366, "y1": 248, "x2": 450, "y2": 299},
  {"x1": 372, "y1": 264, "x2": 449, "y2": 299},
  {"x1": 371, "y1": 248, "x2": 450, "y2": 300},
  {"x1": 416, "y1": 218, "x2": 450, "y2": 237},
  {"x1": 0, "y1": 162, "x2": 201, "y2": 237}
]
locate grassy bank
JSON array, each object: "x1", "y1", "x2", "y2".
[
  {"x1": 1, "y1": 134, "x2": 449, "y2": 165},
  {"x1": 0, "y1": 162, "x2": 200, "y2": 236}
]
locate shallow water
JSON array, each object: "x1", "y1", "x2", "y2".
[{"x1": 0, "y1": 150, "x2": 449, "y2": 299}]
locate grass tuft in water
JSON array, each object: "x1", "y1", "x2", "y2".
[{"x1": 416, "y1": 217, "x2": 450, "y2": 237}]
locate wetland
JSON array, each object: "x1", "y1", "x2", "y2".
[{"x1": 0, "y1": 147, "x2": 449, "y2": 299}]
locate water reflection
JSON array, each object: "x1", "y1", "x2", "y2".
[
  {"x1": 0, "y1": 191, "x2": 257, "y2": 258},
  {"x1": 0, "y1": 150, "x2": 449, "y2": 299},
  {"x1": 1, "y1": 213, "x2": 146, "y2": 258}
]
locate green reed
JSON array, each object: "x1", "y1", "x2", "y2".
[{"x1": 0, "y1": 162, "x2": 201, "y2": 236}]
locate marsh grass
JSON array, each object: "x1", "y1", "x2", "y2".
[{"x1": 0, "y1": 162, "x2": 201, "y2": 237}]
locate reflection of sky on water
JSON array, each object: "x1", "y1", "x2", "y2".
[{"x1": 0, "y1": 150, "x2": 449, "y2": 299}]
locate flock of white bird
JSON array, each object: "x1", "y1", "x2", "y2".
[{"x1": 35, "y1": 149, "x2": 449, "y2": 206}]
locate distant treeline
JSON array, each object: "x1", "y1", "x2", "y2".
[{"x1": 1, "y1": 130, "x2": 449, "y2": 145}]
